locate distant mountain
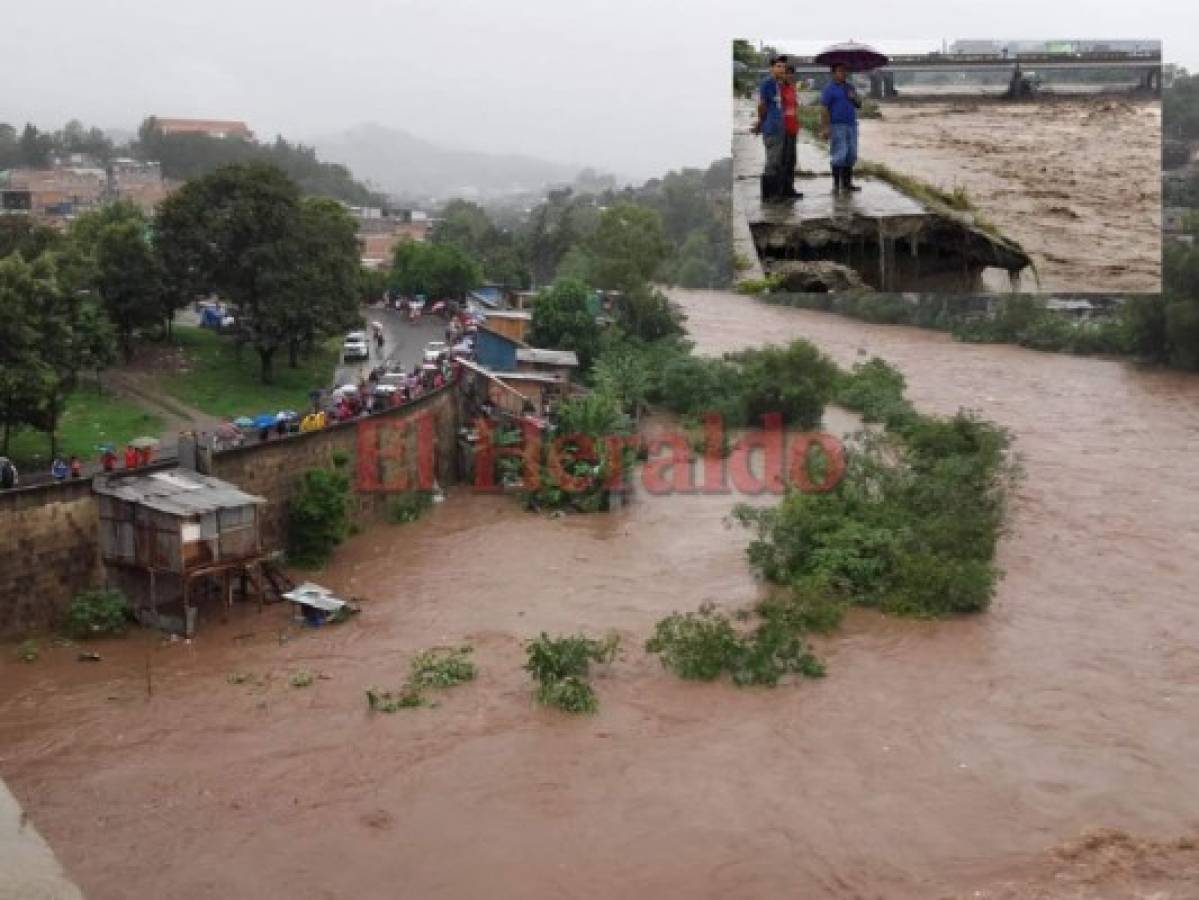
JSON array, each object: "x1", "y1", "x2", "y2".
[{"x1": 312, "y1": 123, "x2": 580, "y2": 202}]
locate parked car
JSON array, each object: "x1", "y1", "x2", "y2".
[{"x1": 423, "y1": 341, "x2": 448, "y2": 363}]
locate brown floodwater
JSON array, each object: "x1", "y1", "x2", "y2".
[
  {"x1": 857, "y1": 98, "x2": 1163, "y2": 293},
  {"x1": 2, "y1": 289, "x2": 1198, "y2": 899}
]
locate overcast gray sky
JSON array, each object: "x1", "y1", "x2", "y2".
[{"x1": 0, "y1": 0, "x2": 1192, "y2": 179}]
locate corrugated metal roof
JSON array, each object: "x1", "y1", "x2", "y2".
[
  {"x1": 516, "y1": 348, "x2": 579, "y2": 367},
  {"x1": 93, "y1": 468, "x2": 266, "y2": 517}
]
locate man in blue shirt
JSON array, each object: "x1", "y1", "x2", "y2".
[
  {"x1": 751, "y1": 55, "x2": 797, "y2": 203},
  {"x1": 819, "y1": 63, "x2": 862, "y2": 193}
]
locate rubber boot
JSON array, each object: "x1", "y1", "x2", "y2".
[
  {"x1": 760, "y1": 174, "x2": 776, "y2": 203},
  {"x1": 843, "y1": 166, "x2": 862, "y2": 192},
  {"x1": 831, "y1": 166, "x2": 842, "y2": 194},
  {"x1": 781, "y1": 173, "x2": 803, "y2": 199}
]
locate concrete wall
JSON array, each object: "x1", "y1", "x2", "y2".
[
  {"x1": 0, "y1": 479, "x2": 104, "y2": 636},
  {"x1": 207, "y1": 384, "x2": 459, "y2": 548},
  {"x1": 0, "y1": 384, "x2": 459, "y2": 637}
]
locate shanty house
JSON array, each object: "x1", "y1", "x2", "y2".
[
  {"x1": 94, "y1": 469, "x2": 267, "y2": 634},
  {"x1": 515, "y1": 348, "x2": 579, "y2": 381}
]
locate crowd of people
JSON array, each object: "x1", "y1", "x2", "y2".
[{"x1": 0, "y1": 442, "x2": 156, "y2": 490}]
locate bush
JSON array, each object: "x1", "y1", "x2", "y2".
[
  {"x1": 645, "y1": 607, "x2": 742, "y2": 681},
  {"x1": 63, "y1": 588, "x2": 131, "y2": 639},
  {"x1": 536, "y1": 676, "x2": 598, "y2": 713},
  {"x1": 524, "y1": 631, "x2": 619, "y2": 713},
  {"x1": 366, "y1": 686, "x2": 427, "y2": 712},
  {"x1": 645, "y1": 602, "x2": 826, "y2": 687},
  {"x1": 388, "y1": 491, "x2": 433, "y2": 524},
  {"x1": 366, "y1": 645, "x2": 477, "y2": 712},
  {"x1": 725, "y1": 340, "x2": 840, "y2": 430},
  {"x1": 835, "y1": 357, "x2": 912, "y2": 424},
  {"x1": 287, "y1": 466, "x2": 351, "y2": 567},
  {"x1": 734, "y1": 407, "x2": 1016, "y2": 619},
  {"x1": 409, "y1": 645, "x2": 477, "y2": 688}
]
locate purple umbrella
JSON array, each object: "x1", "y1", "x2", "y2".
[{"x1": 814, "y1": 41, "x2": 889, "y2": 73}]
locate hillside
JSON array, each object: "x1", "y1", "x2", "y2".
[{"x1": 313, "y1": 123, "x2": 579, "y2": 200}]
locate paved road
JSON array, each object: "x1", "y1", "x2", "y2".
[{"x1": 332, "y1": 304, "x2": 447, "y2": 387}]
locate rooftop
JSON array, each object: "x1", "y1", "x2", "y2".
[
  {"x1": 516, "y1": 348, "x2": 579, "y2": 367},
  {"x1": 94, "y1": 468, "x2": 265, "y2": 517}
]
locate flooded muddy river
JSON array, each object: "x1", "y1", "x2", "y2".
[
  {"x1": 2, "y1": 289, "x2": 1198, "y2": 898},
  {"x1": 857, "y1": 98, "x2": 1162, "y2": 293}
]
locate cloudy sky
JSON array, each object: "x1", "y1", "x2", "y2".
[{"x1": 0, "y1": 0, "x2": 1191, "y2": 180}]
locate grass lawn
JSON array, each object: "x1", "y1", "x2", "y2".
[
  {"x1": 5, "y1": 388, "x2": 163, "y2": 471},
  {"x1": 161, "y1": 326, "x2": 339, "y2": 419}
]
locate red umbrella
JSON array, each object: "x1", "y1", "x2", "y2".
[{"x1": 815, "y1": 40, "x2": 890, "y2": 73}]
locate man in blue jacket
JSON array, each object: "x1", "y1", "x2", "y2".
[
  {"x1": 751, "y1": 55, "x2": 796, "y2": 203},
  {"x1": 819, "y1": 63, "x2": 863, "y2": 193}
]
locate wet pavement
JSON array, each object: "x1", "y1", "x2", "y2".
[
  {"x1": 332, "y1": 304, "x2": 446, "y2": 387},
  {"x1": 733, "y1": 100, "x2": 927, "y2": 226}
]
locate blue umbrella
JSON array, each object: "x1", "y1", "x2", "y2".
[{"x1": 253, "y1": 413, "x2": 277, "y2": 429}]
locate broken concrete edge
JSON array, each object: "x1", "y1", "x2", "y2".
[
  {"x1": 0, "y1": 779, "x2": 86, "y2": 900},
  {"x1": 750, "y1": 204, "x2": 1032, "y2": 276},
  {"x1": 853, "y1": 160, "x2": 1031, "y2": 260}
]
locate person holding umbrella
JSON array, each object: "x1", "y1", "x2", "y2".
[
  {"x1": 815, "y1": 42, "x2": 889, "y2": 194},
  {"x1": 819, "y1": 63, "x2": 862, "y2": 193}
]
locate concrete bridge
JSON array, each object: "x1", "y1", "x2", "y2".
[{"x1": 759, "y1": 49, "x2": 1163, "y2": 97}]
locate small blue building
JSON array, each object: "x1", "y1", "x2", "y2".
[{"x1": 474, "y1": 325, "x2": 522, "y2": 371}]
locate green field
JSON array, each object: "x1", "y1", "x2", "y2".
[
  {"x1": 5, "y1": 388, "x2": 163, "y2": 471},
  {"x1": 161, "y1": 326, "x2": 339, "y2": 419}
]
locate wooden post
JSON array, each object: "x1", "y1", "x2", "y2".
[
  {"x1": 182, "y1": 576, "x2": 193, "y2": 638},
  {"x1": 222, "y1": 570, "x2": 232, "y2": 622}
]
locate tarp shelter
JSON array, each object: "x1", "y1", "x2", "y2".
[{"x1": 94, "y1": 469, "x2": 268, "y2": 635}]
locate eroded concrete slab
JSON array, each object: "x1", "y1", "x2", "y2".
[{"x1": 0, "y1": 780, "x2": 85, "y2": 900}]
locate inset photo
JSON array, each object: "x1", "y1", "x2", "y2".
[{"x1": 732, "y1": 38, "x2": 1163, "y2": 294}]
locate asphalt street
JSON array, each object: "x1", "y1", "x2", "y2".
[{"x1": 332, "y1": 304, "x2": 447, "y2": 388}]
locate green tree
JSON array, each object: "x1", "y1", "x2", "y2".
[
  {"x1": 0, "y1": 256, "x2": 55, "y2": 454},
  {"x1": 593, "y1": 347, "x2": 650, "y2": 420},
  {"x1": 726, "y1": 341, "x2": 840, "y2": 430},
  {"x1": 613, "y1": 284, "x2": 685, "y2": 343},
  {"x1": 17, "y1": 124, "x2": 53, "y2": 167},
  {"x1": 528, "y1": 278, "x2": 604, "y2": 372},
  {"x1": 94, "y1": 216, "x2": 164, "y2": 361},
  {"x1": 1163, "y1": 68, "x2": 1199, "y2": 141},
  {"x1": 585, "y1": 203, "x2": 671, "y2": 292},
  {"x1": 0, "y1": 216, "x2": 62, "y2": 261},
  {"x1": 155, "y1": 162, "x2": 307, "y2": 383},
  {"x1": 287, "y1": 465, "x2": 352, "y2": 567},
  {"x1": 432, "y1": 199, "x2": 498, "y2": 254},
  {"x1": 0, "y1": 253, "x2": 116, "y2": 457},
  {"x1": 389, "y1": 240, "x2": 481, "y2": 299},
  {"x1": 281, "y1": 196, "x2": 363, "y2": 367}
]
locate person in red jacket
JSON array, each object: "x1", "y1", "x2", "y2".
[{"x1": 124, "y1": 445, "x2": 138, "y2": 469}]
